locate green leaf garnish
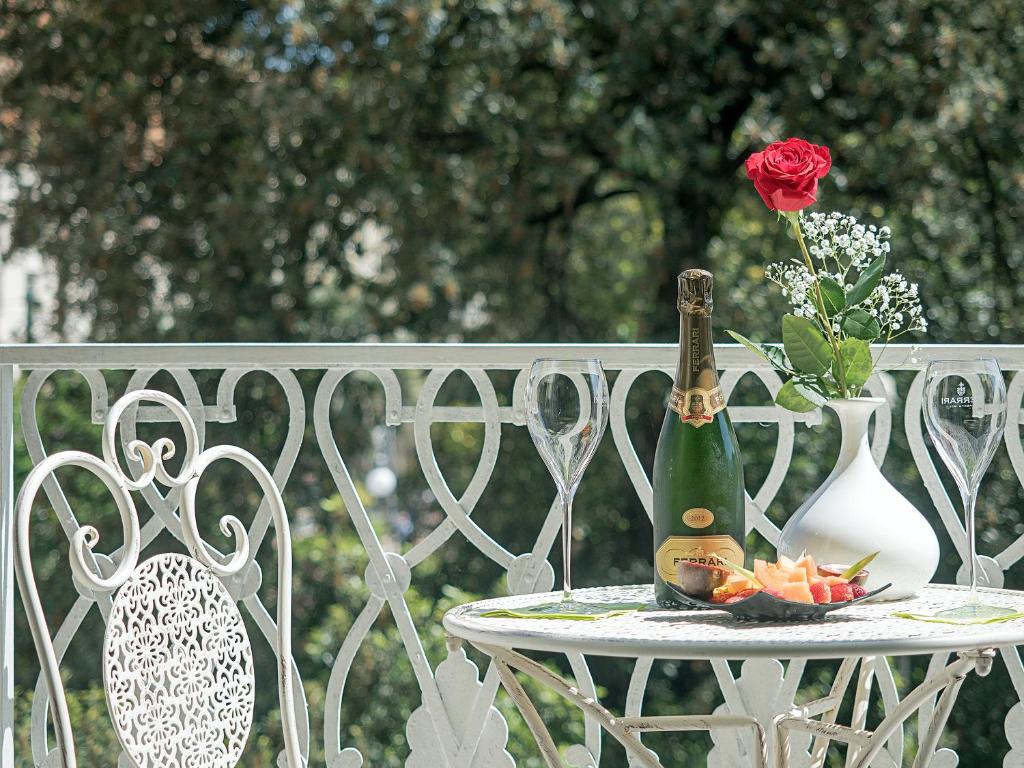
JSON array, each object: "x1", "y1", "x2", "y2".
[
  {"x1": 717, "y1": 556, "x2": 763, "y2": 588},
  {"x1": 841, "y1": 551, "x2": 879, "y2": 580}
]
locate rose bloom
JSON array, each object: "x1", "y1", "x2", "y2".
[{"x1": 745, "y1": 138, "x2": 832, "y2": 211}]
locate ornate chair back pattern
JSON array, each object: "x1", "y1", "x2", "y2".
[{"x1": 13, "y1": 390, "x2": 304, "y2": 768}]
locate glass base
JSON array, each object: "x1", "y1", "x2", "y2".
[{"x1": 934, "y1": 603, "x2": 1017, "y2": 621}]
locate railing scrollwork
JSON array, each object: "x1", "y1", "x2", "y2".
[{"x1": 4, "y1": 344, "x2": 1024, "y2": 767}]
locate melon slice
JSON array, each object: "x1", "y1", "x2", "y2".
[
  {"x1": 753, "y1": 559, "x2": 790, "y2": 592},
  {"x1": 726, "y1": 573, "x2": 754, "y2": 592},
  {"x1": 794, "y1": 554, "x2": 818, "y2": 583},
  {"x1": 781, "y1": 581, "x2": 814, "y2": 604}
]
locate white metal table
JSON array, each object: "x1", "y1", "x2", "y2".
[{"x1": 444, "y1": 584, "x2": 1024, "y2": 768}]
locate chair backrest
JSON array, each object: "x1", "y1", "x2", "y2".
[{"x1": 14, "y1": 389, "x2": 303, "y2": 768}]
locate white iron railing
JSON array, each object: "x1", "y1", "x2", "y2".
[{"x1": 2, "y1": 342, "x2": 1024, "y2": 767}]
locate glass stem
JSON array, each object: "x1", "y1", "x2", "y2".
[
  {"x1": 561, "y1": 493, "x2": 574, "y2": 601},
  {"x1": 963, "y1": 487, "x2": 979, "y2": 604}
]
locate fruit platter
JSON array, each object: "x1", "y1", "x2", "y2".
[{"x1": 667, "y1": 552, "x2": 890, "y2": 622}]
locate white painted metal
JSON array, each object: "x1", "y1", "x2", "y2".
[
  {"x1": 443, "y1": 584, "x2": 1024, "y2": 660},
  {"x1": 5, "y1": 343, "x2": 1024, "y2": 767},
  {"x1": 1, "y1": 364, "x2": 14, "y2": 768},
  {"x1": 478, "y1": 642, "x2": 768, "y2": 768},
  {"x1": 3, "y1": 341, "x2": 1023, "y2": 369},
  {"x1": 450, "y1": 591, "x2": 1005, "y2": 767},
  {"x1": 12, "y1": 388, "x2": 303, "y2": 768},
  {"x1": 103, "y1": 553, "x2": 256, "y2": 768}
]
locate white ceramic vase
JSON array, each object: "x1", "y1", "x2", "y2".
[{"x1": 778, "y1": 397, "x2": 939, "y2": 600}]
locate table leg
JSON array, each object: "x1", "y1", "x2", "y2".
[
  {"x1": 845, "y1": 657, "x2": 877, "y2": 767},
  {"x1": 490, "y1": 655, "x2": 565, "y2": 768},
  {"x1": 808, "y1": 657, "x2": 860, "y2": 768},
  {"x1": 854, "y1": 650, "x2": 996, "y2": 768},
  {"x1": 477, "y1": 643, "x2": 768, "y2": 768},
  {"x1": 909, "y1": 648, "x2": 994, "y2": 768},
  {"x1": 773, "y1": 649, "x2": 994, "y2": 768}
]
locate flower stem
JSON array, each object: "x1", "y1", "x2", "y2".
[{"x1": 786, "y1": 213, "x2": 848, "y2": 397}]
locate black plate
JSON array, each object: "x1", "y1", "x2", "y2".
[{"x1": 665, "y1": 581, "x2": 891, "y2": 622}]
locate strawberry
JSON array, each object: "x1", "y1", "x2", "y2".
[
  {"x1": 850, "y1": 584, "x2": 868, "y2": 599},
  {"x1": 809, "y1": 581, "x2": 831, "y2": 604},
  {"x1": 830, "y1": 582, "x2": 856, "y2": 603},
  {"x1": 710, "y1": 589, "x2": 731, "y2": 604}
]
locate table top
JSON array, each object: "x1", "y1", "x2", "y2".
[{"x1": 443, "y1": 584, "x2": 1024, "y2": 660}]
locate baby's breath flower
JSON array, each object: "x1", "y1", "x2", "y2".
[
  {"x1": 799, "y1": 210, "x2": 890, "y2": 271},
  {"x1": 769, "y1": 211, "x2": 926, "y2": 344},
  {"x1": 863, "y1": 272, "x2": 925, "y2": 338}
]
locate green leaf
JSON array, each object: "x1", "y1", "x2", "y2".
[
  {"x1": 818, "y1": 275, "x2": 846, "y2": 315},
  {"x1": 839, "y1": 338, "x2": 873, "y2": 392},
  {"x1": 717, "y1": 556, "x2": 762, "y2": 587},
  {"x1": 782, "y1": 314, "x2": 833, "y2": 376},
  {"x1": 792, "y1": 377, "x2": 830, "y2": 405},
  {"x1": 727, "y1": 330, "x2": 791, "y2": 372},
  {"x1": 841, "y1": 309, "x2": 882, "y2": 341},
  {"x1": 762, "y1": 344, "x2": 791, "y2": 372},
  {"x1": 727, "y1": 330, "x2": 773, "y2": 364},
  {"x1": 775, "y1": 379, "x2": 821, "y2": 412},
  {"x1": 846, "y1": 255, "x2": 886, "y2": 305},
  {"x1": 841, "y1": 551, "x2": 879, "y2": 580}
]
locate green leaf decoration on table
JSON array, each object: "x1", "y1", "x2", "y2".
[
  {"x1": 838, "y1": 338, "x2": 873, "y2": 392},
  {"x1": 782, "y1": 314, "x2": 833, "y2": 376},
  {"x1": 727, "y1": 330, "x2": 791, "y2": 373},
  {"x1": 776, "y1": 379, "x2": 822, "y2": 412},
  {"x1": 818, "y1": 275, "x2": 846, "y2": 315},
  {"x1": 846, "y1": 255, "x2": 886, "y2": 306},
  {"x1": 480, "y1": 602, "x2": 646, "y2": 620},
  {"x1": 841, "y1": 308, "x2": 882, "y2": 341},
  {"x1": 841, "y1": 551, "x2": 879, "y2": 580}
]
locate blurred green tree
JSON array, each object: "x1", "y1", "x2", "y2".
[{"x1": 3, "y1": 1, "x2": 1024, "y2": 765}]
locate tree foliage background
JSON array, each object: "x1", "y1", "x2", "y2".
[{"x1": 2, "y1": 0, "x2": 1024, "y2": 765}]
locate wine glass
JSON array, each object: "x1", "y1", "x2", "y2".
[
  {"x1": 526, "y1": 359, "x2": 610, "y2": 604},
  {"x1": 923, "y1": 358, "x2": 1013, "y2": 619}
]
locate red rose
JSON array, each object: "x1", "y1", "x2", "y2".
[{"x1": 745, "y1": 138, "x2": 832, "y2": 211}]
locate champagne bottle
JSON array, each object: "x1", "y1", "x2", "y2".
[{"x1": 653, "y1": 269, "x2": 745, "y2": 608}]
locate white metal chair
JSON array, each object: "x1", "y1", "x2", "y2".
[{"x1": 14, "y1": 390, "x2": 304, "y2": 768}]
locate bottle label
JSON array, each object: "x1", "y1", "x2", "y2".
[
  {"x1": 682, "y1": 507, "x2": 715, "y2": 528},
  {"x1": 668, "y1": 385, "x2": 726, "y2": 427},
  {"x1": 655, "y1": 535, "x2": 743, "y2": 583}
]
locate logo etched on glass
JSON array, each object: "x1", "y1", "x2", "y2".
[{"x1": 941, "y1": 379, "x2": 973, "y2": 407}]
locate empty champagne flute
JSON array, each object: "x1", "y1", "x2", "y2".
[
  {"x1": 923, "y1": 358, "x2": 1013, "y2": 619},
  {"x1": 526, "y1": 359, "x2": 610, "y2": 605}
]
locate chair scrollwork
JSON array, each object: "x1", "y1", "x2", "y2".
[{"x1": 14, "y1": 389, "x2": 303, "y2": 768}]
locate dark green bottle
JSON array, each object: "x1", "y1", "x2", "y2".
[{"x1": 653, "y1": 269, "x2": 745, "y2": 608}]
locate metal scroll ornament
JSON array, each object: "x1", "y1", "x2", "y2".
[
  {"x1": 668, "y1": 384, "x2": 726, "y2": 427},
  {"x1": 103, "y1": 553, "x2": 255, "y2": 768}
]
